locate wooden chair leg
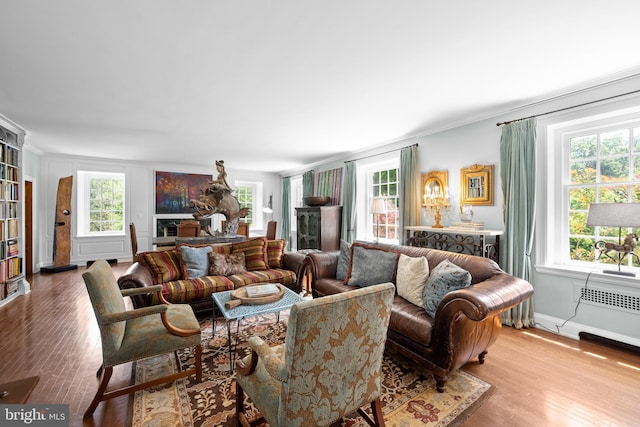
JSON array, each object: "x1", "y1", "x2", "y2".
[
  {"x1": 356, "y1": 398, "x2": 385, "y2": 427},
  {"x1": 370, "y1": 398, "x2": 385, "y2": 427},
  {"x1": 236, "y1": 381, "x2": 245, "y2": 425},
  {"x1": 84, "y1": 366, "x2": 113, "y2": 418}
]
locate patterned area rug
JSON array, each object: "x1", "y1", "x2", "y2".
[{"x1": 131, "y1": 313, "x2": 493, "y2": 426}]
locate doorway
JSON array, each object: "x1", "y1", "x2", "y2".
[{"x1": 25, "y1": 180, "x2": 33, "y2": 276}]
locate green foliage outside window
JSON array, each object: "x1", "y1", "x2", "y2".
[
  {"x1": 569, "y1": 126, "x2": 640, "y2": 267},
  {"x1": 88, "y1": 177, "x2": 124, "y2": 232},
  {"x1": 235, "y1": 185, "x2": 253, "y2": 225}
]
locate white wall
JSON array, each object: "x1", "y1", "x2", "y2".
[{"x1": 29, "y1": 154, "x2": 281, "y2": 269}]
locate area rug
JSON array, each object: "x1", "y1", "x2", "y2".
[{"x1": 131, "y1": 314, "x2": 493, "y2": 426}]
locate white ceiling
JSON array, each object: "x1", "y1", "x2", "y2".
[{"x1": 2, "y1": 1, "x2": 640, "y2": 173}]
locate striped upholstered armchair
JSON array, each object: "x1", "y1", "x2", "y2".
[{"x1": 235, "y1": 282, "x2": 395, "y2": 427}]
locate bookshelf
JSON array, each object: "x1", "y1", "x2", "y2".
[{"x1": 0, "y1": 118, "x2": 28, "y2": 307}]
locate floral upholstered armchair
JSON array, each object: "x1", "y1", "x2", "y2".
[
  {"x1": 235, "y1": 282, "x2": 395, "y2": 427},
  {"x1": 82, "y1": 259, "x2": 202, "y2": 418}
]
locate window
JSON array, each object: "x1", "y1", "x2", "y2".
[
  {"x1": 77, "y1": 171, "x2": 125, "y2": 236},
  {"x1": 356, "y1": 157, "x2": 400, "y2": 243},
  {"x1": 542, "y1": 99, "x2": 640, "y2": 271},
  {"x1": 234, "y1": 181, "x2": 263, "y2": 230},
  {"x1": 567, "y1": 124, "x2": 640, "y2": 268}
]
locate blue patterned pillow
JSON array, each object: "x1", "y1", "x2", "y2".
[
  {"x1": 179, "y1": 245, "x2": 212, "y2": 279},
  {"x1": 345, "y1": 243, "x2": 399, "y2": 287},
  {"x1": 422, "y1": 259, "x2": 471, "y2": 317}
]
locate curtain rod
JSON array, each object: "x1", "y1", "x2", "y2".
[
  {"x1": 496, "y1": 88, "x2": 640, "y2": 127},
  {"x1": 345, "y1": 143, "x2": 418, "y2": 164}
]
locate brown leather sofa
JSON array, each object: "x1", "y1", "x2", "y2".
[
  {"x1": 118, "y1": 238, "x2": 306, "y2": 315},
  {"x1": 304, "y1": 242, "x2": 534, "y2": 391}
]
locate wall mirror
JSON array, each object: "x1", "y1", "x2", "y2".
[
  {"x1": 422, "y1": 170, "x2": 448, "y2": 206},
  {"x1": 460, "y1": 164, "x2": 494, "y2": 205}
]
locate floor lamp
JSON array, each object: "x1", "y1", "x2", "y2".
[
  {"x1": 586, "y1": 202, "x2": 640, "y2": 276},
  {"x1": 371, "y1": 197, "x2": 387, "y2": 243}
]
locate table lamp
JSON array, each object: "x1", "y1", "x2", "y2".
[
  {"x1": 586, "y1": 202, "x2": 640, "y2": 276},
  {"x1": 371, "y1": 197, "x2": 387, "y2": 243}
]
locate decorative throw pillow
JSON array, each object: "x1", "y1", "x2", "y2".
[
  {"x1": 396, "y1": 254, "x2": 430, "y2": 306},
  {"x1": 336, "y1": 240, "x2": 352, "y2": 281},
  {"x1": 266, "y1": 239, "x2": 287, "y2": 269},
  {"x1": 178, "y1": 245, "x2": 212, "y2": 279},
  {"x1": 209, "y1": 252, "x2": 247, "y2": 276},
  {"x1": 232, "y1": 237, "x2": 268, "y2": 271},
  {"x1": 345, "y1": 243, "x2": 399, "y2": 287},
  {"x1": 422, "y1": 259, "x2": 472, "y2": 317},
  {"x1": 137, "y1": 250, "x2": 182, "y2": 284}
]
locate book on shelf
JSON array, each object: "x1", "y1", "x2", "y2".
[
  {"x1": 245, "y1": 283, "x2": 280, "y2": 298},
  {"x1": 7, "y1": 239, "x2": 18, "y2": 257}
]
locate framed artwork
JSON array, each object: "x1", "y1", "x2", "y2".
[
  {"x1": 155, "y1": 171, "x2": 212, "y2": 214},
  {"x1": 460, "y1": 164, "x2": 494, "y2": 205}
]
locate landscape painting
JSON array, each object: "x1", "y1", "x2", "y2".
[{"x1": 155, "y1": 171, "x2": 212, "y2": 214}]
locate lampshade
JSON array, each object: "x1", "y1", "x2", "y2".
[
  {"x1": 586, "y1": 203, "x2": 640, "y2": 227},
  {"x1": 370, "y1": 197, "x2": 387, "y2": 214}
]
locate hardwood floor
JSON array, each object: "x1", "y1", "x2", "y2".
[{"x1": 1, "y1": 263, "x2": 638, "y2": 427}]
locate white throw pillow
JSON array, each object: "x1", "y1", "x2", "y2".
[{"x1": 396, "y1": 254, "x2": 430, "y2": 306}]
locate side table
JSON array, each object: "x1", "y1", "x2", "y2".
[{"x1": 211, "y1": 286, "x2": 304, "y2": 370}]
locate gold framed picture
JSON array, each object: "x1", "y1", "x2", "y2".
[
  {"x1": 422, "y1": 170, "x2": 448, "y2": 206},
  {"x1": 460, "y1": 164, "x2": 494, "y2": 205}
]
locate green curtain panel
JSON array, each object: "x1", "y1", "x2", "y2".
[
  {"x1": 341, "y1": 161, "x2": 357, "y2": 243},
  {"x1": 499, "y1": 118, "x2": 537, "y2": 328},
  {"x1": 302, "y1": 170, "x2": 315, "y2": 198},
  {"x1": 281, "y1": 176, "x2": 291, "y2": 248},
  {"x1": 400, "y1": 145, "x2": 420, "y2": 244}
]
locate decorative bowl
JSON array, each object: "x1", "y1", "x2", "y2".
[{"x1": 303, "y1": 196, "x2": 331, "y2": 207}]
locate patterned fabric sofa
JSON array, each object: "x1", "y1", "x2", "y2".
[
  {"x1": 118, "y1": 237, "x2": 306, "y2": 314},
  {"x1": 304, "y1": 241, "x2": 534, "y2": 392}
]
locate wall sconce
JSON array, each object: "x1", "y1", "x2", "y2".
[
  {"x1": 262, "y1": 194, "x2": 273, "y2": 214},
  {"x1": 370, "y1": 197, "x2": 387, "y2": 243},
  {"x1": 586, "y1": 202, "x2": 640, "y2": 276}
]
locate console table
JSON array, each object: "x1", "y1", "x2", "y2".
[{"x1": 405, "y1": 226, "x2": 503, "y2": 262}]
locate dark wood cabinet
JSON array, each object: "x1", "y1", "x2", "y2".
[{"x1": 296, "y1": 206, "x2": 342, "y2": 251}]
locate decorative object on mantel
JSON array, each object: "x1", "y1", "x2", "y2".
[
  {"x1": 459, "y1": 204, "x2": 474, "y2": 222},
  {"x1": 189, "y1": 160, "x2": 249, "y2": 235},
  {"x1": 303, "y1": 196, "x2": 331, "y2": 206},
  {"x1": 422, "y1": 170, "x2": 450, "y2": 228},
  {"x1": 460, "y1": 164, "x2": 494, "y2": 205},
  {"x1": 587, "y1": 202, "x2": 640, "y2": 276}
]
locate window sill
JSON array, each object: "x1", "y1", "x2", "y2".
[{"x1": 535, "y1": 264, "x2": 640, "y2": 286}]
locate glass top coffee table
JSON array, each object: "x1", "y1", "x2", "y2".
[{"x1": 211, "y1": 284, "x2": 305, "y2": 370}]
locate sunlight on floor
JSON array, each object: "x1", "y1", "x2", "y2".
[{"x1": 521, "y1": 330, "x2": 640, "y2": 373}]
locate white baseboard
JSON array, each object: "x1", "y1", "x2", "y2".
[{"x1": 534, "y1": 313, "x2": 640, "y2": 348}]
